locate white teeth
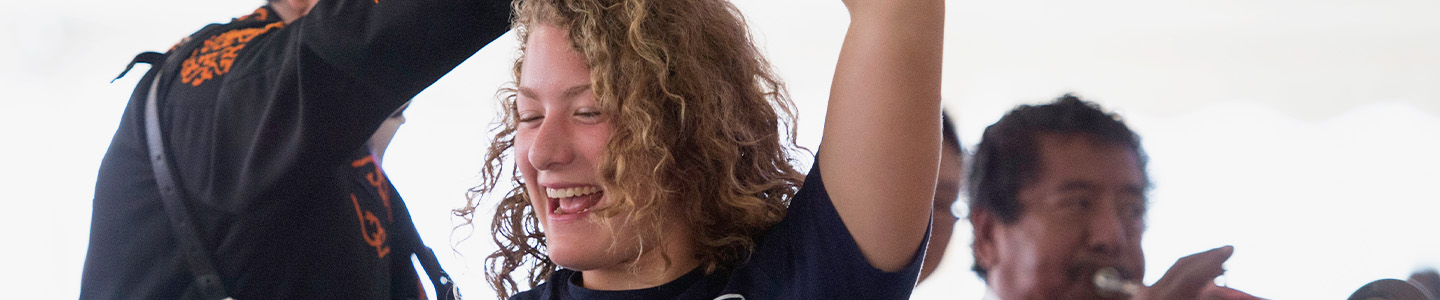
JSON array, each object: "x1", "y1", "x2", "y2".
[
  {"x1": 545, "y1": 186, "x2": 602, "y2": 198},
  {"x1": 545, "y1": 186, "x2": 602, "y2": 215}
]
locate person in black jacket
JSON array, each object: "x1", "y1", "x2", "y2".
[{"x1": 80, "y1": 0, "x2": 511, "y2": 298}]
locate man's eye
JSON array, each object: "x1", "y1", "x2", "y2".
[
  {"x1": 1055, "y1": 199, "x2": 1094, "y2": 217},
  {"x1": 518, "y1": 115, "x2": 543, "y2": 124},
  {"x1": 1128, "y1": 203, "x2": 1148, "y2": 219}
]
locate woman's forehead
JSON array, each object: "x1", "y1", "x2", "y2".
[{"x1": 517, "y1": 25, "x2": 592, "y2": 100}]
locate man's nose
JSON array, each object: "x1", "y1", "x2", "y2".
[
  {"x1": 527, "y1": 117, "x2": 574, "y2": 171},
  {"x1": 1086, "y1": 198, "x2": 1130, "y2": 254}
]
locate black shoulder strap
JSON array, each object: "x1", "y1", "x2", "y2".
[
  {"x1": 398, "y1": 208, "x2": 458, "y2": 299},
  {"x1": 414, "y1": 242, "x2": 459, "y2": 300},
  {"x1": 125, "y1": 51, "x2": 234, "y2": 300},
  {"x1": 112, "y1": 52, "x2": 166, "y2": 83}
]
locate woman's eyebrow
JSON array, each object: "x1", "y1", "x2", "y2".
[
  {"x1": 515, "y1": 84, "x2": 590, "y2": 101},
  {"x1": 561, "y1": 84, "x2": 591, "y2": 99}
]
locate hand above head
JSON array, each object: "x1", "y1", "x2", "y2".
[{"x1": 1133, "y1": 246, "x2": 1265, "y2": 300}]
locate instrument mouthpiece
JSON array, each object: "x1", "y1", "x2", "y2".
[{"x1": 1094, "y1": 267, "x2": 1141, "y2": 298}]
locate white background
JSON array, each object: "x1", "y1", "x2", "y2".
[{"x1": 2, "y1": 0, "x2": 1437, "y2": 299}]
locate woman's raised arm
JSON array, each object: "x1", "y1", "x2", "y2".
[{"x1": 818, "y1": 0, "x2": 945, "y2": 272}]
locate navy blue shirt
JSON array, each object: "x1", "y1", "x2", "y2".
[{"x1": 512, "y1": 160, "x2": 929, "y2": 300}]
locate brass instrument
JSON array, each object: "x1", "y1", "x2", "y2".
[{"x1": 1094, "y1": 267, "x2": 1141, "y2": 298}]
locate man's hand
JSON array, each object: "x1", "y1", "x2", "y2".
[{"x1": 1134, "y1": 246, "x2": 1264, "y2": 300}]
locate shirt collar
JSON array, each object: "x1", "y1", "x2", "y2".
[{"x1": 983, "y1": 287, "x2": 1003, "y2": 300}]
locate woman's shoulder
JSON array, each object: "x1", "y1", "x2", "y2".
[
  {"x1": 788, "y1": 159, "x2": 835, "y2": 218},
  {"x1": 509, "y1": 283, "x2": 551, "y2": 300},
  {"x1": 720, "y1": 156, "x2": 925, "y2": 299}
]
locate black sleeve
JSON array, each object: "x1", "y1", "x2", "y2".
[
  {"x1": 281, "y1": 0, "x2": 513, "y2": 153},
  {"x1": 300, "y1": 0, "x2": 512, "y2": 98},
  {"x1": 155, "y1": 0, "x2": 513, "y2": 213}
]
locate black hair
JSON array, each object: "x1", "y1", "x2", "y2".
[
  {"x1": 967, "y1": 94, "x2": 1148, "y2": 280},
  {"x1": 941, "y1": 111, "x2": 961, "y2": 152}
]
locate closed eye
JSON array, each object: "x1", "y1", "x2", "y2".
[
  {"x1": 575, "y1": 108, "x2": 603, "y2": 124},
  {"x1": 518, "y1": 114, "x2": 543, "y2": 124}
]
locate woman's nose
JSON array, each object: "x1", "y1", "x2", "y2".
[{"x1": 527, "y1": 117, "x2": 575, "y2": 171}]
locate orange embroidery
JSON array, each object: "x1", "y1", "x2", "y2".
[
  {"x1": 349, "y1": 155, "x2": 397, "y2": 258},
  {"x1": 352, "y1": 194, "x2": 391, "y2": 258},
  {"x1": 179, "y1": 21, "x2": 284, "y2": 86},
  {"x1": 352, "y1": 155, "x2": 394, "y2": 221}
]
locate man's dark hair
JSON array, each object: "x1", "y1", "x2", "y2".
[{"x1": 967, "y1": 94, "x2": 1148, "y2": 280}]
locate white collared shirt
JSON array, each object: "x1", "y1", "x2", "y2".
[{"x1": 983, "y1": 287, "x2": 1003, "y2": 300}]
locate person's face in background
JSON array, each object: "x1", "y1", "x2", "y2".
[
  {"x1": 270, "y1": 0, "x2": 320, "y2": 23},
  {"x1": 974, "y1": 133, "x2": 1147, "y2": 300},
  {"x1": 367, "y1": 102, "x2": 409, "y2": 163},
  {"x1": 920, "y1": 142, "x2": 963, "y2": 282}
]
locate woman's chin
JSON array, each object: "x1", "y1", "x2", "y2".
[
  {"x1": 546, "y1": 237, "x2": 613, "y2": 270},
  {"x1": 547, "y1": 250, "x2": 614, "y2": 271}
]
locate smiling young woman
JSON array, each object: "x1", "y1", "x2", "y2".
[{"x1": 456, "y1": 0, "x2": 944, "y2": 299}]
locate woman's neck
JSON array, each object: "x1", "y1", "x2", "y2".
[{"x1": 579, "y1": 223, "x2": 701, "y2": 291}]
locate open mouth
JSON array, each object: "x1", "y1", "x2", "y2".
[{"x1": 546, "y1": 186, "x2": 603, "y2": 216}]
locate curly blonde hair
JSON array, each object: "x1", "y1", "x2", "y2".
[{"x1": 454, "y1": 0, "x2": 806, "y2": 298}]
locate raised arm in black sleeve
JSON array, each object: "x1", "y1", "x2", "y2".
[{"x1": 82, "y1": 1, "x2": 512, "y2": 299}]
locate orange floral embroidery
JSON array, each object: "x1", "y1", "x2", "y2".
[{"x1": 179, "y1": 22, "x2": 284, "y2": 86}]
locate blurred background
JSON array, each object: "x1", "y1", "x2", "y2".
[{"x1": 2, "y1": 0, "x2": 1436, "y2": 299}]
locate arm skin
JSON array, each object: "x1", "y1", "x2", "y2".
[{"x1": 820, "y1": 0, "x2": 945, "y2": 272}]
